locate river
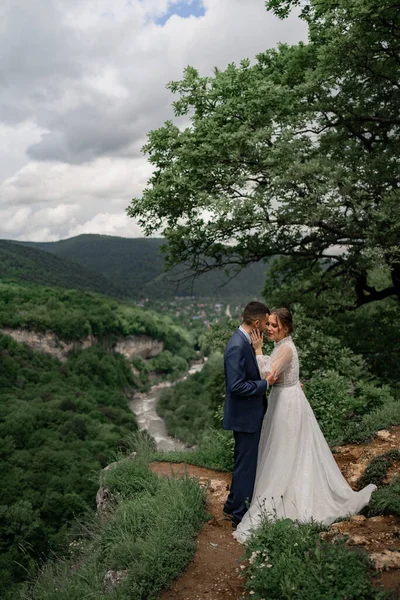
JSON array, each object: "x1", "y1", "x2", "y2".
[{"x1": 128, "y1": 360, "x2": 205, "y2": 452}]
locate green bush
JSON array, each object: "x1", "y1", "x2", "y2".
[
  {"x1": 21, "y1": 456, "x2": 208, "y2": 600},
  {"x1": 148, "y1": 350, "x2": 187, "y2": 377},
  {"x1": 344, "y1": 399, "x2": 400, "y2": 443},
  {"x1": 364, "y1": 475, "x2": 400, "y2": 517},
  {"x1": 154, "y1": 427, "x2": 234, "y2": 472},
  {"x1": 357, "y1": 451, "x2": 400, "y2": 488},
  {"x1": 304, "y1": 370, "x2": 354, "y2": 442},
  {"x1": 244, "y1": 518, "x2": 387, "y2": 600}
]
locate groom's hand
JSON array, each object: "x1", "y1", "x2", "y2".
[{"x1": 266, "y1": 369, "x2": 278, "y2": 386}]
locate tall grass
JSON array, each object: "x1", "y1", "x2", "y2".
[{"x1": 19, "y1": 451, "x2": 208, "y2": 600}]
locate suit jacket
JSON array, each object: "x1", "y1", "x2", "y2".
[{"x1": 223, "y1": 328, "x2": 268, "y2": 433}]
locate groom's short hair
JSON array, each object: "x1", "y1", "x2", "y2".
[{"x1": 242, "y1": 301, "x2": 270, "y2": 325}]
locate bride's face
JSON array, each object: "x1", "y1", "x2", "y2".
[{"x1": 267, "y1": 314, "x2": 287, "y2": 342}]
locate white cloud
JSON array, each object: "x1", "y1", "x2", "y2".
[
  {"x1": 67, "y1": 212, "x2": 144, "y2": 238},
  {"x1": 0, "y1": 0, "x2": 306, "y2": 241}
]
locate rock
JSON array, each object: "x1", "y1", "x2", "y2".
[
  {"x1": 319, "y1": 531, "x2": 343, "y2": 542},
  {"x1": 103, "y1": 461, "x2": 119, "y2": 472},
  {"x1": 97, "y1": 452, "x2": 137, "y2": 514},
  {"x1": 113, "y1": 335, "x2": 163, "y2": 359},
  {"x1": 1, "y1": 327, "x2": 96, "y2": 361},
  {"x1": 103, "y1": 569, "x2": 129, "y2": 591},
  {"x1": 369, "y1": 516, "x2": 387, "y2": 523},
  {"x1": 330, "y1": 522, "x2": 347, "y2": 531},
  {"x1": 350, "y1": 515, "x2": 367, "y2": 522},
  {"x1": 96, "y1": 486, "x2": 111, "y2": 513},
  {"x1": 376, "y1": 430, "x2": 391, "y2": 440},
  {"x1": 209, "y1": 479, "x2": 229, "y2": 494},
  {"x1": 1, "y1": 327, "x2": 164, "y2": 362},
  {"x1": 370, "y1": 550, "x2": 400, "y2": 570},
  {"x1": 349, "y1": 534, "x2": 369, "y2": 546}
]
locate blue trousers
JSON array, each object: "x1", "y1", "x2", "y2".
[{"x1": 224, "y1": 425, "x2": 262, "y2": 523}]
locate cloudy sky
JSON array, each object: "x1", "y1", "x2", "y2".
[{"x1": 1, "y1": 0, "x2": 305, "y2": 242}]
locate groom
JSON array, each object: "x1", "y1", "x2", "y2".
[{"x1": 222, "y1": 301, "x2": 277, "y2": 528}]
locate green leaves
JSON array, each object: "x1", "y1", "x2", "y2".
[{"x1": 129, "y1": 0, "x2": 400, "y2": 309}]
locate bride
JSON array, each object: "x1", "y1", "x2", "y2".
[{"x1": 233, "y1": 308, "x2": 376, "y2": 544}]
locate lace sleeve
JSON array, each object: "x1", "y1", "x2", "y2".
[
  {"x1": 256, "y1": 355, "x2": 271, "y2": 378},
  {"x1": 259, "y1": 345, "x2": 293, "y2": 378}
]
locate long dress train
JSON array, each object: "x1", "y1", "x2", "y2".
[{"x1": 233, "y1": 336, "x2": 376, "y2": 544}]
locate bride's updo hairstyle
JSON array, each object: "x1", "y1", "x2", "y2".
[{"x1": 271, "y1": 308, "x2": 293, "y2": 336}]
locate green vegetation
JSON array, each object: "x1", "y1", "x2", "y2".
[
  {"x1": 0, "y1": 282, "x2": 193, "y2": 355},
  {"x1": 164, "y1": 308, "x2": 398, "y2": 449},
  {"x1": 354, "y1": 452, "x2": 400, "y2": 518},
  {"x1": 128, "y1": 0, "x2": 400, "y2": 310},
  {"x1": 344, "y1": 400, "x2": 400, "y2": 443},
  {"x1": 158, "y1": 354, "x2": 224, "y2": 445},
  {"x1": 364, "y1": 476, "x2": 400, "y2": 518},
  {"x1": 244, "y1": 519, "x2": 387, "y2": 600},
  {"x1": 21, "y1": 234, "x2": 269, "y2": 299},
  {"x1": 357, "y1": 451, "x2": 400, "y2": 489},
  {"x1": 154, "y1": 428, "x2": 234, "y2": 473},
  {"x1": 19, "y1": 449, "x2": 208, "y2": 600},
  {"x1": 2, "y1": 0, "x2": 400, "y2": 597},
  {"x1": 0, "y1": 282, "x2": 197, "y2": 597},
  {"x1": 0, "y1": 334, "x2": 138, "y2": 598},
  {"x1": 0, "y1": 239, "x2": 123, "y2": 298}
]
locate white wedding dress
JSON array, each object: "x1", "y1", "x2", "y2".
[{"x1": 233, "y1": 336, "x2": 376, "y2": 544}]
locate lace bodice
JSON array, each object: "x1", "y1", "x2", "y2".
[{"x1": 256, "y1": 335, "x2": 299, "y2": 387}]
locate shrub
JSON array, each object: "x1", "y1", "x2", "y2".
[
  {"x1": 304, "y1": 370, "x2": 354, "y2": 442},
  {"x1": 364, "y1": 475, "x2": 400, "y2": 517},
  {"x1": 19, "y1": 455, "x2": 208, "y2": 600},
  {"x1": 344, "y1": 399, "x2": 400, "y2": 443},
  {"x1": 244, "y1": 519, "x2": 387, "y2": 600},
  {"x1": 154, "y1": 427, "x2": 234, "y2": 472},
  {"x1": 357, "y1": 451, "x2": 400, "y2": 489}
]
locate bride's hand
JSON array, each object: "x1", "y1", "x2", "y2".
[{"x1": 250, "y1": 328, "x2": 263, "y2": 352}]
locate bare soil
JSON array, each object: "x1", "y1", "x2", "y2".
[
  {"x1": 150, "y1": 462, "x2": 247, "y2": 599},
  {"x1": 150, "y1": 426, "x2": 400, "y2": 600}
]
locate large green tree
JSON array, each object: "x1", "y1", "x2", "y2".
[{"x1": 128, "y1": 0, "x2": 400, "y2": 309}]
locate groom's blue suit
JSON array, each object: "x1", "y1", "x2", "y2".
[{"x1": 223, "y1": 328, "x2": 269, "y2": 524}]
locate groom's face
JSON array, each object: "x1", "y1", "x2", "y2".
[{"x1": 253, "y1": 313, "x2": 269, "y2": 333}]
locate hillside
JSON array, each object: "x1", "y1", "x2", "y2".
[
  {"x1": 20, "y1": 234, "x2": 269, "y2": 299},
  {"x1": 0, "y1": 281, "x2": 195, "y2": 598},
  {"x1": 0, "y1": 281, "x2": 193, "y2": 353},
  {"x1": 0, "y1": 239, "x2": 123, "y2": 297}
]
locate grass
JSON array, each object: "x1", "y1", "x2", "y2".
[
  {"x1": 153, "y1": 428, "x2": 234, "y2": 472},
  {"x1": 19, "y1": 450, "x2": 208, "y2": 600},
  {"x1": 357, "y1": 450, "x2": 400, "y2": 488},
  {"x1": 244, "y1": 518, "x2": 389, "y2": 600},
  {"x1": 343, "y1": 399, "x2": 400, "y2": 443},
  {"x1": 363, "y1": 475, "x2": 400, "y2": 517}
]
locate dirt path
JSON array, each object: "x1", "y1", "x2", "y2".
[
  {"x1": 150, "y1": 463, "x2": 247, "y2": 599},
  {"x1": 150, "y1": 427, "x2": 400, "y2": 600}
]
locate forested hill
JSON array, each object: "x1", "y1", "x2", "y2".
[
  {"x1": 0, "y1": 239, "x2": 124, "y2": 297},
  {"x1": 0, "y1": 281, "x2": 195, "y2": 597},
  {"x1": 19, "y1": 234, "x2": 268, "y2": 299}
]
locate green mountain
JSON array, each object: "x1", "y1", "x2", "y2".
[
  {"x1": 0, "y1": 239, "x2": 124, "y2": 297},
  {"x1": 20, "y1": 234, "x2": 268, "y2": 299}
]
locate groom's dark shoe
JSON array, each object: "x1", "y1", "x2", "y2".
[{"x1": 223, "y1": 508, "x2": 240, "y2": 529}]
